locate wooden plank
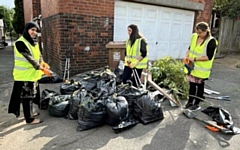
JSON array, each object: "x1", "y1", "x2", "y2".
[{"x1": 147, "y1": 73, "x2": 180, "y2": 107}]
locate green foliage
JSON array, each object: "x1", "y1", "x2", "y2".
[
  {"x1": 214, "y1": 0, "x2": 240, "y2": 19},
  {"x1": 0, "y1": 6, "x2": 14, "y2": 32},
  {"x1": 150, "y1": 57, "x2": 189, "y2": 101},
  {"x1": 12, "y1": 0, "x2": 24, "y2": 34}
]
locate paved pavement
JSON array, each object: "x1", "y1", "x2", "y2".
[{"x1": 0, "y1": 46, "x2": 240, "y2": 150}]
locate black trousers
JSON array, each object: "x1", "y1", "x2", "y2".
[
  {"x1": 8, "y1": 81, "x2": 40, "y2": 123},
  {"x1": 22, "y1": 98, "x2": 34, "y2": 123},
  {"x1": 122, "y1": 66, "x2": 143, "y2": 87},
  {"x1": 187, "y1": 81, "x2": 205, "y2": 105}
]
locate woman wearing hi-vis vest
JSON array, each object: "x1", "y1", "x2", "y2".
[
  {"x1": 8, "y1": 22, "x2": 52, "y2": 124},
  {"x1": 122, "y1": 24, "x2": 148, "y2": 87},
  {"x1": 184, "y1": 22, "x2": 218, "y2": 111}
]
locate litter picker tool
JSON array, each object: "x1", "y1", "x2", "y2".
[
  {"x1": 205, "y1": 95, "x2": 231, "y2": 101},
  {"x1": 132, "y1": 68, "x2": 144, "y2": 89},
  {"x1": 183, "y1": 109, "x2": 233, "y2": 135}
]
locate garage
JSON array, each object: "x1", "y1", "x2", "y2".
[{"x1": 114, "y1": 1, "x2": 195, "y2": 60}]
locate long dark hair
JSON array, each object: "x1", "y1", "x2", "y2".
[
  {"x1": 128, "y1": 24, "x2": 142, "y2": 45},
  {"x1": 196, "y1": 22, "x2": 211, "y2": 46}
]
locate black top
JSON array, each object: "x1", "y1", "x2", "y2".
[
  {"x1": 206, "y1": 39, "x2": 217, "y2": 60},
  {"x1": 125, "y1": 39, "x2": 147, "y2": 58}
]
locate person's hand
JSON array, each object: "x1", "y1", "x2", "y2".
[
  {"x1": 184, "y1": 57, "x2": 194, "y2": 69},
  {"x1": 41, "y1": 68, "x2": 52, "y2": 77},
  {"x1": 186, "y1": 57, "x2": 194, "y2": 62},
  {"x1": 40, "y1": 62, "x2": 50, "y2": 69},
  {"x1": 183, "y1": 58, "x2": 188, "y2": 64},
  {"x1": 130, "y1": 60, "x2": 139, "y2": 68},
  {"x1": 125, "y1": 60, "x2": 131, "y2": 67}
]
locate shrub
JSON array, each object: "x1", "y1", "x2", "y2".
[{"x1": 150, "y1": 57, "x2": 189, "y2": 102}]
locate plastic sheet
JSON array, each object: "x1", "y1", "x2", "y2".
[{"x1": 202, "y1": 106, "x2": 240, "y2": 135}]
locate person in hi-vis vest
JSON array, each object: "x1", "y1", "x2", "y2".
[
  {"x1": 122, "y1": 24, "x2": 148, "y2": 87},
  {"x1": 184, "y1": 22, "x2": 218, "y2": 111},
  {"x1": 8, "y1": 22, "x2": 52, "y2": 124}
]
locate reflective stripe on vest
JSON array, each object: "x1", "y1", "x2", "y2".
[
  {"x1": 14, "y1": 57, "x2": 29, "y2": 61},
  {"x1": 124, "y1": 38, "x2": 148, "y2": 69},
  {"x1": 13, "y1": 36, "x2": 43, "y2": 81},
  {"x1": 14, "y1": 37, "x2": 35, "y2": 70},
  {"x1": 188, "y1": 33, "x2": 218, "y2": 78}
]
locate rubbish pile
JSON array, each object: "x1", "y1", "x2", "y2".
[{"x1": 40, "y1": 66, "x2": 164, "y2": 133}]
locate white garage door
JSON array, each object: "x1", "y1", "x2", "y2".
[{"x1": 114, "y1": 1, "x2": 195, "y2": 60}]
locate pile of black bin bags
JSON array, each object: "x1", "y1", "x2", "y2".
[{"x1": 41, "y1": 67, "x2": 164, "y2": 133}]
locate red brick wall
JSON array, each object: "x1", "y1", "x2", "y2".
[
  {"x1": 190, "y1": 0, "x2": 214, "y2": 25},
  {"x1": 41, "y1": 0, "x2": 59, "y2": 18},
  {"x1": 41, "y1": 15, "x2": 62, "y2": 73},
  {"x1": 23, "y1": 0, "x2": 41, "y2": 23},
  {"x1": 32, "y1": 0, "x2": 41, "y2": 18},
  {"x1": 23, "y1": 0, "x2": 33, "y2": 23},
  {"x1": 41, "y1": 0, "x2": 114, "y2": 76}
]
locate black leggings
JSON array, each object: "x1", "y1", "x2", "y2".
[
  {"x1": 22, "y1": 98, "x2": 34, "y2": 123},
  {"x1": 187, "y1": 81, "x2": 205, "y2": 105},
  {"x1": 122, "y1": 66, "x2": 143, "y2": 87}
]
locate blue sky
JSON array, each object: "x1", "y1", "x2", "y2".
[{"x1": 0, "y1": 0, "x2": 14, "y2": 8}]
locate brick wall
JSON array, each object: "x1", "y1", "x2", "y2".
[
  {"x1": 41, "y1": 14, "x2": 62, "y2": 74},
  {"x1": 190, "y1": 0, "x2": 214, "y2": 25},
  {"x1": 23, "y1": 0, "x2": 33, "y2": 23},
  {"x1": 23, "y1": 0, "x2": 41, "y2": 22},
  {"x1": 41, "y1": 0, "x2": 59, "y2": 18},
  {"x1": 41, "y1": 0, "x2": 114, "y2": 76},
  {"x1": 32, "y1": 0, "x2": 41, "y2": 18}
]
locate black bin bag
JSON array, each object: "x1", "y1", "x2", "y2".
[
  {"x1": 114, "y1": 60, "x2": 124, "y2": 85},
  {"x1": 38, "y1": 74, "x2": 63, "y2": 83},
  {"x1": 105, "y1": 95, "x2": 129, "y2": 126},
  {"x1": 60, "y1": 79, "x2": 80, "y2": 95},
  {"x1": 117, "y1": 84, "x2": 147, "y2": 113},
  {"x1": 96, "y1": 78, "x2": 116, "y2": 98},
  {"x1": 66, "y1": 89, "x2": 87, "y2": 120},
  {"x1": 133, "y1": 94, "x2": 164, "y2": 125},
  {"x1": 48, "y1": 95, "x2": 71, "y2": 117},
  {"x1": 77, "y1": 95, "x2": 106, "y2": 131},
  {"x1": 41, "y1": 89, "x2": 59, "y2": 110},
  {"x1": 78, "y1": 72, "x2": 101, "y2": 91}
]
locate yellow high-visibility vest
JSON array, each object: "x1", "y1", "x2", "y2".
[
  {"x1": 13, "y1": 36, "x2": 43, "y2": 81},
  {"x1": 124, "y1": 38, "x2": 148, "y2": 69},
  {"x1": 188, "y1": 33, "x2": 218, "y2": 78}
]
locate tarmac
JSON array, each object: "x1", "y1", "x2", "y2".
[{"x1": 0, "y1": 44, "x2": 240, "y2": 150}]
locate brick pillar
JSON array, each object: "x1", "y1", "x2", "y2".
[
  {"x1": 41, "y1": 0, "x2": 114, "y2": 76},
  {"x1": 191, "y1": 0, "x2": 214, "y2": 25},
  {"x1": 23, "y1": 0, "x2": 33, "y2": 23}
]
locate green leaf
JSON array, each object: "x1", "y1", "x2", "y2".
[{"x1": 150, "y1": 57, "x2": 189, "y2": 101}]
